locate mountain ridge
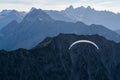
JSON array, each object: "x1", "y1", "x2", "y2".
[
  {"x1": 0, "y1": 9, "x2": 26, "y2": 29},
  {"x1": 0, "y1": 34, "x2": 120, "y2": 80},
  {"x1": 0, "y1": 8, "x2": 120, "y2": 50},
  {"x1": 0, "y1": 6, "x2": 120, "y2": 30},
  {"x1": 45, "y1": 5, "x2": 120, "y2": 30}
]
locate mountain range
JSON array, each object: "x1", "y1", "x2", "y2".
[
  {"x1": 45, "y1": 5, "x2": 120, "y2": 30},
  {"x1": 0, "y1": 6, "x2": 120, "y2": 30},
  {"x1": 0, "y1": 9, "x2": 26, "y2": 29},
  {"x1": 0, "y1": 8, "x2": 120, "y2": 50},
  {"x1": 0, "y1": 34, "x2": 120, "y2": 80}
]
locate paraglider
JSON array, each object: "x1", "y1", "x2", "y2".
[{"x1": 69, "y1": 40, "x2": 99, "y2": 50}]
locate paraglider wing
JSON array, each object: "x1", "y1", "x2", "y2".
[{"x1": 69, "y1": 40, "x2": 99, "y2": 50}]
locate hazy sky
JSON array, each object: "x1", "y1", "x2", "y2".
[{"x1": 0, "y1": 0, "x2": 120, "y2": 13}]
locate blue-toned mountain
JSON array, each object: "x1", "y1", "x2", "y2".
[
  {"x1": 0, "y1": 8, "x2": 120, "y2": 50},
  {"x1": 45, "y1": 5, "x2": 120, "y2": 30},
  {"x1": 0, "y1": 9, "x2": 26, "y2": 29}
]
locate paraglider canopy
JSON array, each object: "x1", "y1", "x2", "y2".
[{"x1": 69, "y1": 40, "x2": 99, "y2": 50}]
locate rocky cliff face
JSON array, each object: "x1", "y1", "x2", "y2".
[{"x1": 0, "y1": 34, "x2": 120, "y2": 80}]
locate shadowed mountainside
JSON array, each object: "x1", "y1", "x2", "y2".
[{"x1": 0, "y1": 34, "x2": 120, "y2": 80}]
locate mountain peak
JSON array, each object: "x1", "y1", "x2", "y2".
[
  {"x1": 87, "y1": 6, "x2": 91, "y2": 9},
  {"x1": 23, "y1": 8, "x2": 54, "y2": 22},
  {"x1": 30, "y1": 7, "x2": 39, "y2": 12},
  {"x1": 69, "y1": 5, "x2": 74, "y2": 9},
  {"x1": 65, "y1": 5, "x2": 74, "y2": 11},
  {"x1": 0, "y1": 9, "x2": 17, "y2": 15},
  {"x1": 0, "y1": 10, "x2": 11, "y2": 14},
  {"x1": 86, "y1": 6, "x2": 94, "y2": 10},
  {"x1": 9, "y1": 10, "x2": 19, "y2": 15}
]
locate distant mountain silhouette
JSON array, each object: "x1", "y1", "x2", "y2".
[
  {"x1": 45, "y1": 5, "x2": 120, "y2": 30},
  {"x1": 0, "y1": 9, "x2": 26, "y2": 29},
  {"x1": 0, "y1": 8, "x2": 120, "y2": 50},
  {"x1": 1, "y1": 6, "x2": 120, "y2": 30},
  {"x1": 0, "y1": 34, "x2": 120, "y2": 80}
]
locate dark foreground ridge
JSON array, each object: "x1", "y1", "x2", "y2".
[{"x1": 0, "y1": 34, "x2": 120, "y2": 80}]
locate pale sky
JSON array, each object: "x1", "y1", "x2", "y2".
[{"x1": 0, "y1": 0, "x2": 120, "y2": 13}]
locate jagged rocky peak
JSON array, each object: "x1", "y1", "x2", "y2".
[
  {"x1": 85, "y1": 6, "x2": 95, "y2": 11},
  {"x1": 8, "y1": 10, "x2": 21, "y2": 16},
  {"x1": 69, "y1": 5, "x2": 74, "y2": 9},
  {"x1": 0, "y1": 9, "x2": 25, "y2": 16},
  {"x1": 0, "y1": 9, "x2": 11, "y2": 15},
  {"x1": 65, "y1": 5, "x2": 74, "y2": 11},
  {"x1": 0, "y1": 9, "x2": 26, "y2": 29},
  {"x1": 0, "y1": 9, "x2": 17, "y2": 16},
  {"x1": 65, "y1": 5, "x2": 94, "y2": 11},
  {"x1": 23, "y1": 7, "x2": 54, "y2": 22},
  {"x1": 79, "y1": 6, "x2": 85, "y2": 9},
  {"x1": 30, "y1": 7, "x2": 38, "y2": 12},
  {"x1": 86, "y1": 6, "x2": 92, "y2": 9}
]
